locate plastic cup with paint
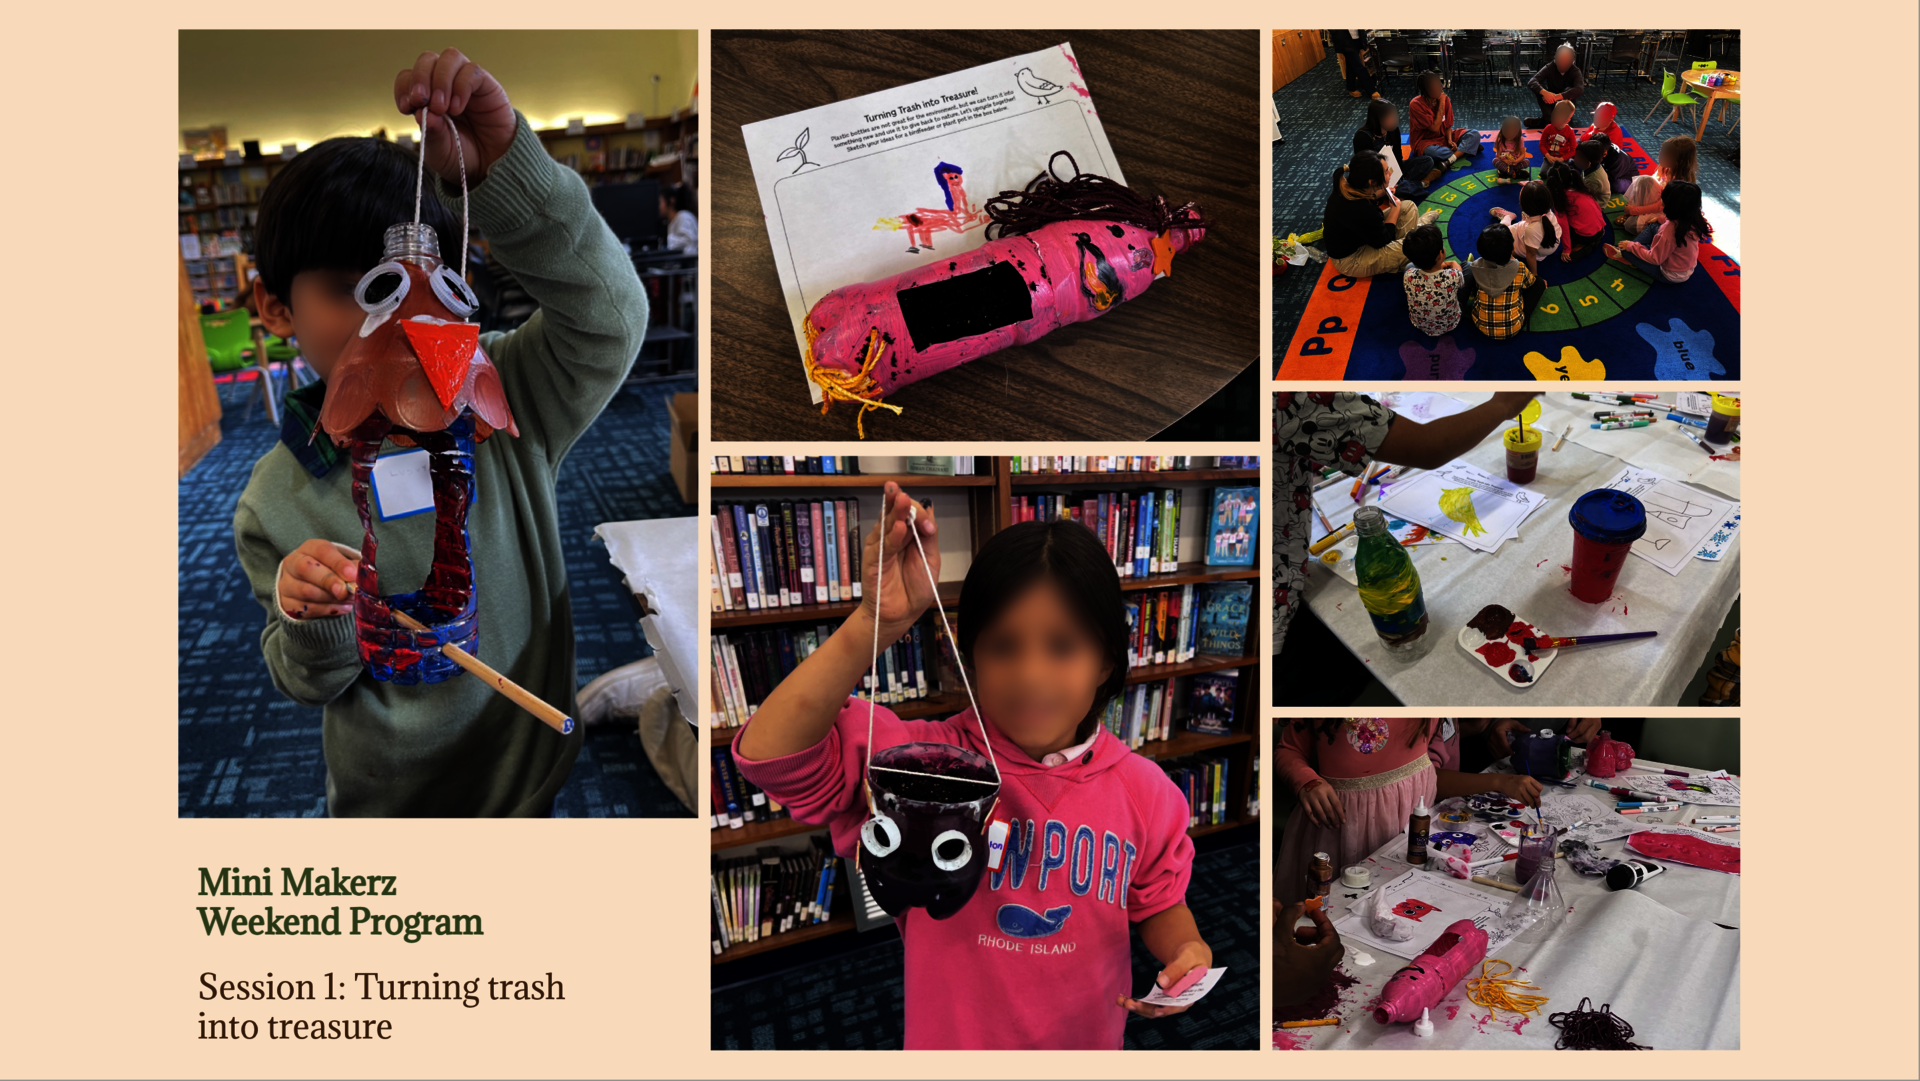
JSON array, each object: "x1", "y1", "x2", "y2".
[
  {"x1": 1515, "y1": 828, "x2": 1554, "y2": 883},
  {"x1": 1504, "y1": 426, "x2": 1542, "y2": 484},
  {"x1": 1567, "y1": 489, "x2": 1647, "y2": 604},
  {"x1": 1704, "y1": 393, "x2": 1740, "y2": 444}
]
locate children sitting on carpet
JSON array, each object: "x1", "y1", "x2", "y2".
[
  {"x1": 1545, "y1": 161, "x2": 1608, "y2": 261},
  {"x1": 1407, "y1": 71, "x2": 1482, "y2": 187},
  {"x1": 1605, "y1": 179, "x2": 1710, "y2": 284},
  {"x1": 1352, "y1": 98, "x2": 1420, "y2": 200},
  {"x1": 1539, "y1": 99, "x2": 1578, "y2": 165},
  {"x1": 1490, "y1": 179, "x2": 1560, "y2": 274},
  {"x1": 1490, "y1": 116, "x2": 1530, "y2": 185},
  {"x1": 1466, "y1": 224, "x2": 1543, "y2": 341},
  {"x1": 1618, "y1": 135, "x2": 1697, "y2": 233},
  {"x1": 1400, "y1": 224, "x2": 1463, "y2": 337},
  {"x1": 1581, "y1": 102, "x2": 1638, "y2": 193},
  {"x1": 1322, "y1": 152, "x2": 1442, "y2": 279},
  {"x1": 1574, "y1": 140, "x2": 1612, "y2": 204}
]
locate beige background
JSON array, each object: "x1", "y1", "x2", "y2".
[{"x1": 4, "y1": 5, "x2": 1917, "y2": 1078}]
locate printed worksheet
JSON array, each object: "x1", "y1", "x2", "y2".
[
  {"x1": 1332, "y1": 869, "x2": 1519, "y2": 961},
  {"x1": 1599, "y1": 466, "x2": 1740, "y2": 575},
  {"x1": 742, "y1": 43, "x2": 1122, "y2": 400}
]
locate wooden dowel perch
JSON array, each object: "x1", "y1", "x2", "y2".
[{"x1": 347, "y1": 585, "x2": 573, "y2": 735}]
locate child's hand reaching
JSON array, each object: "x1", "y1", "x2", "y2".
[
  {"x1": 1492, "y1": 772, "x2": 1543, "y2": 807},
  {"x1": 276, "y1": 539, "x2": 358, "y2": 619},
  {"x1": 1118, "y1": 939, "x2": 1212, "y2": 1019},
  {"x1": 859, "y1": 482, "x2": 940, "y2": 643},
  {"x1": 1297, "y1": 779, "x2": 1346, "y2": 828},
  {"x1": 393, "y1": 48, "x2": 517, "y2": 185}
]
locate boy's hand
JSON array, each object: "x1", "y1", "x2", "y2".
[
  {"x1": 277, "y1": 539, "x2": 358, "y2": 619},
  {"x1": 1118, "y1": 940, "x2": 1211, "y2": 1019},
  {"x1": 1486, "y1": 391, "x2": 1542, "y2": 418},
  {"x1": 858, "y1": 483, "x2": 939, "y2": 642},
  {"x1": 394, "y1": 48, "x2": 516, "y2": 185},
  {"x1": 1297, "y1": 779, "x2": 1346, "y2": 829},
  {"x1": 1494, "y1": 772, "x2": 1544, "y2": 807}
]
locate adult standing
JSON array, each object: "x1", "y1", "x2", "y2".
[
  {"x1": 1329, "y1": 30, "x2": 1380, "y2": 99},
  {"x1": 1321, "y1": 153, "x2": 1439, "y2": 278},
  {"x1": 1527, "y1": 42, "x2": 1587, "y2": 128}
]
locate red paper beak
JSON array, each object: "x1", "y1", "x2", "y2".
[{"x1": 400, "y1": 321, "x2": 481, "y2": 411}]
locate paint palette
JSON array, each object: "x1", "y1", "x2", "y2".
[
  {"x1": 1429, "y1": 831, "x2": 1479, "y2": 850},
  {"x1": 1456, "y1": 604, "x2": 1559, "y2": 689}
]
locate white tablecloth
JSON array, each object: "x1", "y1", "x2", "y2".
[
  {"x1": 1289, "y1": 759, "x2": 1740, "y2": 1050},
  {"x1": 1305, "y1": 392, "x2": 1741, "y2": 706},
  {"x1": 594, "y1": 517, "x2": 700, "y2": 726}
]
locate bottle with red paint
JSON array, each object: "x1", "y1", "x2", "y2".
[{"x1": 1567, "y1": 490, "x2": 1647, "y2": 603}]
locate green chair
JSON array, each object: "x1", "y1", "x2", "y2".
[
  {"x1": 1643, "y1": 70, "x2": 1708, "y2": 138},
  {"x1": 1690, "y1": 60, "x2": 1717, "y2": 71},
  {"x1": 197, "y1": 309, "x2": 279, "y2": 424}
]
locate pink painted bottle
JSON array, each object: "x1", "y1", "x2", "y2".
[{"x1": 1372, "y1": 919, "x2": 1488, "y2": 1024}]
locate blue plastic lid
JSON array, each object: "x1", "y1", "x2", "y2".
[{"x1": 1568, "y1": 489, "x2": 1647, "y2": 544}]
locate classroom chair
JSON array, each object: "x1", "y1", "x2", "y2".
[
  {"x1": 197, "y1": 310, "x2": 279, "y2": 425},
  {"x1": 1644, "y1": 70, "x2": 1708, "y2": 138},
  {"x1": 1690, "y1": 60, "x2": 1718, "y2": 71}
]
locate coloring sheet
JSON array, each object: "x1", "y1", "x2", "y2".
[
  {"x1": 1695, "y1": 509, "x2": 1742, "y2": 561},
  {"x1": 1375, "y1": 391, "x2": 1475, "y2": 423},
  {"x1": 1537, "y1": 786, "x2": 1633, "y2": 844},
  {"x1": 1599, "y1": 466, "x2": 1740, "y2": 576},
  {"x1": 1376, "y1": 461, "x2": 1548, "y2": 554},
  {"x1": 1309, "y1": 482, "x2": 1454, "y2": 586},
  {"x1": 741, "y1": 43, "x2": 1123, "y2": 400},
  {"x1": 1332, "y1": 869, "x2": 1518, "y2": 961},
  {"x1": 1619, "y1": 772, "x2": 1741, "y2": 808}
]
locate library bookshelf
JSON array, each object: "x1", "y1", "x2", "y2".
[{"x1": 708, "y1": 458, "x2": 1261, "y2": 963}]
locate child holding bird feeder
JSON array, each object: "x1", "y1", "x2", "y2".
[{"x1": 233, "y1": 48, "x2": 648, "y2": 817}]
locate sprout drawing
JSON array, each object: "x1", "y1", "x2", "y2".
[{"x1": 777, "y1": 127, "x2": 820, "y2": 174}]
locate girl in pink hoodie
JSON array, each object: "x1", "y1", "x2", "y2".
[{"x1": 734, "y1": 483, "x2": 1210, "y2": 1050}]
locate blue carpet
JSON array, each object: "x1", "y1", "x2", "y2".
[
  {"x1": 1274, "y1": 49, "x2": 1740, "y2": 380},
  {"x1": 709, "y1": 832, "x2": 1261, "y2": 1050},
  {"x1": 179, "y1": 376, "x2": 697, "y2": 818}
]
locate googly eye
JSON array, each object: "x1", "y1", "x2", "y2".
[
  {"x1": 355, "y1": 260, "x2": 410, "y2": 314},
  {"x1": 430, "y1": 265, "x2": 479, "y2": 319},
  {"x1": 930, "y1": 829, "x2": 972, "y2": 871},
  {"x1": 860, "y1": 813, "x2": 900, "y2": 858}
]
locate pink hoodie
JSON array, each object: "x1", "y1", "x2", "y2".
[{"x1": 734, "y1": 699, "x2": 1195, "y2": 1050}]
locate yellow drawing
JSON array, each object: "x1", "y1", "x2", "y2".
[
  {"x1": 1523, "y1": 345, "x2": 1605, "y2": 381},
  {"x1": 1439, "y1": 486, "x2": 1488, "y2": 537}
]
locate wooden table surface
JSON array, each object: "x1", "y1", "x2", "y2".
[
  {"x1": 710, "y1": 30, "x2": 1260, "y2": 442},
  {"x1": 1679, "y1": 69, "x2": 1739, "y2": 143}
]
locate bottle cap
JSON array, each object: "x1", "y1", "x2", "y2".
[
  {"x1": 1568, "y1": 489, "x2": 1648, "y2": 545},
  {"x1": 1413, "y1": 1007, "x2": 1435, "y2": 1037},
  {"x1": 1414, "y1": 799, "x2": 1429, "y2": 816}
]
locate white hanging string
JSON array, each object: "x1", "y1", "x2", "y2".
[
  {"x1": 411, "y1": 106, "x2": 472, "y2": 279},
  {"x1": 863, "y1": 499, "x2": 1000, "y2": 802}
]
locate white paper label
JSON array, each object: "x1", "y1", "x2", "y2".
[
  {"x1": 370, "y1": 449, "x2": 435, "y2": 520},
  {"x1": 801, "y1": 568, "x2": 815, "y2": 583},
  {"x1": 986, "y1": 820, "x2": 1010, "y2": 870}
]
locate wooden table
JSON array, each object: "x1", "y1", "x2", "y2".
[
  {"x1": 710, "y1": 31, "x2": 1260, "y2": 441},
  {"x1": 1679, "y1": 69, "x2": 1739, "y2": 142}
]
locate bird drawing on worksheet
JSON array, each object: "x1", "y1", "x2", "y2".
[{"x1": 1015, "y1": 67, "x2": 1064, "y2": 106}]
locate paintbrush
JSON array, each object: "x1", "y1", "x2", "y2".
[
  {"x1": 1552, "y1": 424, "x2": 1570, "y2": 452},
  {"x1": 345, "y1": 584, "x2": 575, "y2": 734},
  {"x1": 1519, "y1": 630, "x2": 1659, "y2": 651}
]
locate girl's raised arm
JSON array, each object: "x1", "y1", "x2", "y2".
[{"x1": 736, "y1": 483, "x2": 941, "y2": 761}]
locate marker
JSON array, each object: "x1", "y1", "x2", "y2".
[
  {"x1": 1617, "y1": 806, "x2": 1680, "y2": 815},
  {"x1": 1666, "y1": 412, "x2": 1709, "y2": 429},
  {"x1": 1592, "y1": 419, "x2": 1651, "y2": 430},
  {"x1": 1635, "y1": 763, "x2": 1695, "y2": 777},
  {"x1": 1700, "y1": 825, "x2": 1739, "y2": 833},
  {"x1": 1595, "y1": 409, "x2": 1657, "y2": 419},
  {"x1": 1571, "y1": 392, "x2": 1635, "y2": 406},
  {"x1": 1664, "y1": 781, "x2": 1713, "y2": 793},
  {"x1": 1693, "y1": 815, "x2": 1740, "y2": 824},
  {"x1": 1628, "y1": 393, "x2": 1662, "y2": 402},
  {"x1": 1552, "y1": 424, "x2": 1571, "y2": 452},
  {"x1": 1682, "y1": 430, "x2": 1716, "y2": 455},
  {"x1": 1308, "y1": 521, "x2": 1355, "y2": 556},
  {"x1": 1588, "y1": 781, "x2": 1634, "y2": 797},
  {"x1": 1616, "y1": 801, "x2": 1682, "y2": 810},
  {"x1": 1315, "y1": 505, "x2": 1336, "y2": 533},
  {"x1": 1279, "y1": 1018, "x2": 1342, "y2": 1029}
]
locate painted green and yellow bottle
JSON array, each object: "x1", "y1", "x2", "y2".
[{"x1": 1352, "y1": 506, "x2": 1428, "y2": 650}]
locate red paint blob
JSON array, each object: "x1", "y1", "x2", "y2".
[{"x1": 1475, "y1": 640, "x2": 1517, "y2": 666}]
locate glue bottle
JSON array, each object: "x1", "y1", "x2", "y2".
[{"x1": 1407, "y1": 798, "x2": 1431, "y2": 864}]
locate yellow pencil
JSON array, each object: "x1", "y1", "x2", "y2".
[{"x1": 1279, "y1": 1018, "x2": 1341, "y2": 1029}]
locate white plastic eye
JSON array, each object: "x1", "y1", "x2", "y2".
[
  {"x1": 930, "y1": 829, "x2": 972, "y2": 871},
  {"x1": 861, "y1": 813, "x2": 901, "y2": 858},
  {"x1": 430, "y1": 265, "x2": 479, "y2": 319},
  {"x1": 355, "y1": 260, "x2": 410, "y2": 314}
]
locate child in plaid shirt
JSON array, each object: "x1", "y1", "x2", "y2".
[{"x1": 1464, "y1": 225, "x2": 1543, "y2": 341}]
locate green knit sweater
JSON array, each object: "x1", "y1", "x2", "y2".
[{"x1": 233, "y1": 115, "x2": 647, "y2": 817}]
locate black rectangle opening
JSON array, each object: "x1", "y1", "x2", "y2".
[{"x1": 895, "y1": 260, "x2": 1034, "y2": 352}]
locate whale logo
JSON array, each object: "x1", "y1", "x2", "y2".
[{"x1": 996, "y1": 903, "x2": 1073, "y2": 939}]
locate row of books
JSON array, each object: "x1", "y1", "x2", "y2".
[
  {"x1": 711, "y1": 745, "x2": 786, "y2": 829},
  {"x1": 711, "y1": 455, "x2": 864, "y2": 475},
  {"x1": 709, "y1": 500, "x2": 865, "y2": 613},
  {"x1": 1134, "y1": 581, "x2": 1252, "y2": 668},
  {"x1": 1099, "y1": 668, "x2": 1242, "y2": 749},
  {"x1": 711, "y1": 839, "x2": 839, "y2": 954},
  {"x1": 181, "y1": 206, "x2": 255, "y2": 232},
  {"x1": 1008, "y1": 455, "x2": 1258, "y2": 473},
  {"x1": 180, "y1": 177, "x2": 254, "y2": 207},
  {"x1": 711, "y1": 618, "x2": 943, "y2": 730},
  {"x1": 1012, "y1": 486, "x2": 1259, "y2": 570},
  {"x1": 1165, "y1": 755, "x2": 1235, "y2": 829}
]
